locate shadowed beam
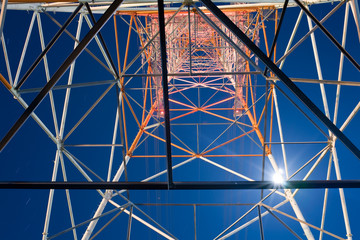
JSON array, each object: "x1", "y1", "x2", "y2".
[
  {"x1": 0, "y1": 180, "x2": 360, "y2": 189},
  {"x1": 158, "y1": 0, "x2": 174, "y2": 188}
]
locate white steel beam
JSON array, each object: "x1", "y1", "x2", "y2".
[
  {"x1": 1, "y1": 33, "x2": 13, "y2": 85},
  {"x1": 59, "y1": 152, "x2": 78, "y2": 240},
  {"x1": 13, "y1": 11, "x2": 36, "y2": 86},
  {"x1": 59, "y1": 13, "x2": 83, "y2": 138},
  {"x1": 319, "y1": 155, "x2": 332, "y2": 240},
  {"x1": 349, "y1": 0, "x2": 360, "y2": 42},
  {"x1": 273, "y1": 88, "x2": 289, "y2": 178},
  {"x1": 0, "y1": 0, "x2": 7, "y2": 40},
  {"x1": 279, "y1": 9, "x2": 303, "y2": 69},
  {"x1": 42, "y1": 150, "x2": 61, "y2": 240},
  {"x1": 107, "y1": 97, "x2": 120, "y2": 181},
  {"x1": 332, "y1": 148, "x2": 353, "y2": 240},
  {"x1": 268, "y1": 154, "x2": 315, "y2": 240},
  {"x1": 81, "y1": 155, "x2": 130, "y2": 240},
  {"x1": 36, "y1": 12, "x2": 60, "y2": 137},
  {"x1": 333, "y1": 2, "x2": 350, "y2": 126},
  {"x1": 306, "y1": 12, "x2": 330, "y2": 119}
]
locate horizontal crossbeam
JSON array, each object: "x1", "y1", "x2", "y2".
[{"x1": 0, "y1": 180, "x2": 359, "y2": 190}]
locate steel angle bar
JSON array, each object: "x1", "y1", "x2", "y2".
[
  {"x1": 36, "y1": 13, "x2": 61, "y2": 138},
  {"x1": 349, "y1": 0, "x2": 360, "y2": 42},
  {"x1": 199, "y1": 0, "x2": 360, "y2": 160},
  {"x1": 15, "y1": 3, "x2": 84, "y2": 90},
  {"x1": 14, "y1": 11, "x2": 36, "y2": 86},
  {"x1": 116, "y1": 85, "x2": 130, "y2": 198},
  {"x1": 257, "y1": 206, "x2": 265, "y2": 240},
  {"x1": 1, "y1": 32, "x2": 13, "y2": 85},
  {"x1": 85, "y1": 2, "x2": 119, "y2": 78},
  {"x1": 260, "y1": 80, "x2": 269, "y2": 199},
  {"x1": 331, "y1": 148, "x2": 353, "y2": 239},
  {"x1": 294, "y1": 0, "x2": 360, "y2": 71},
  {"x1": 42, "y1": 151, "x2": 61, "y2": 240},
  {"x1": 262, "y1": 205, "x2": 303, "y2": 240},
  {"x1": 126, "y1": 206, "x2": 133, "y2": 240},
  {"x1": 1, "y1": 180, "x2": 360, "y2": 190},
  {"x1": 58, "y1": 153, "x2": 78, "y2": 239},
  {"x1": 0, "y1": 0, "x2": 124, "y2": 152},
  {"x1": 0, "y1": 0, "x2": 7, "y2": 38},
  {"x1": 158, "y1": 0, "x2": 173, "y2": 188}
]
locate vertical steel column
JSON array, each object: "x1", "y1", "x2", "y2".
[
  {"x1": 0, "y1": 0, "x2": 124, "y2": 152},
  {"x1": 199, "y1": 0, "x2": 360, "y2": 161},
  {"x1": 157, "y1": 0, "x2": 174, "y2": 188}
]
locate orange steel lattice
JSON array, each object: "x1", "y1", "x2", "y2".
[{"x1": 114, "y1": 8, "x2": 271, "y2": 163}]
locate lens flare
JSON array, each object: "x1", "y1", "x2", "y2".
[{"x1": 272, "y1": 169, "x2": 284, "y2": 184}]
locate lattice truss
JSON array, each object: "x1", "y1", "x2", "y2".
[
  {"x1": 0, "y1": 0, "x2": 360, "y2": 240},
  {"x1": 147, "y1": 10, "x2": 258, "y2": 118}
]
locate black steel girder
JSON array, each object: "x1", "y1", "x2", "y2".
[
  {"x1": 0, "y1": 180, "x2": 359, "y2": 190},
  {"x1": 158, "y1": 0, "x2": 174, "y2": 188}
]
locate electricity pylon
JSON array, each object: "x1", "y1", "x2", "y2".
[{"x1": 0, "y1": 0, "x2": 360, "y2": 239}]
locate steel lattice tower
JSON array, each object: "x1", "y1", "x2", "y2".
[{"x1": 1, "y1": 0, "x2": 360, "y2": 239}]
